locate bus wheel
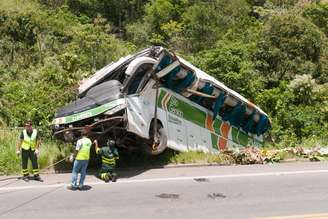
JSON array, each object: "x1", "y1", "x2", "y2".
[{"x1": 142, "y1": 124, "x2": 167, "y2": 155}]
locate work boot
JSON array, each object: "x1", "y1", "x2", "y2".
[
  {"x1": 78, "y1": 185, "x2": 84, "y2": 191},
  {"x1": 67, "y1": 185, "x2": 77, "y2": 191},
  {"x1": 104, "y1": 174, "x2": 110, "y2": 183},
  {"x1": 111, "y1": 173, "x2": 117, "y2": 182},
  {"x1": 34, "y1": 175, "x2": 43, "y2": 182}
]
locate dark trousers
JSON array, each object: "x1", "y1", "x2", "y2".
[
  {"x1": 21, "y1": 149, "x2": 39, "y2": 176},
  {"x1": 97, "y1": 164, "x2": 116, "y2": 181}
]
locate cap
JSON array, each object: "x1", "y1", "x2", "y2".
[{"x1": 25, "y1": 119, "x2": 32, "y2": 126}]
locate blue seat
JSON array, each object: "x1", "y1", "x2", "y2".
[
  {"x1": 173, "y1": 72, "x2": 195, "y2": 93},
  {"x1": 224, "y1": 102, "x2": 246, "y2": 127},
  {"x1": 256, "y1": 114, "x2": 271, "y2": 135},
  {"x1": 191, "y1": 82, "x2": 214, "y2": 104},
  {"x1": 242, "y1": 110, "x2": 256, "y2": 134},
  {"x1": 212, "y1": 92, "x2": 226, "y2": 120},
  {"x1": 156, "y1": 55, "x2": 172, "y2": 72}
]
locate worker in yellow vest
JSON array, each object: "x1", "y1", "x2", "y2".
[
  {"x1": 16, "y1": 120, "x2": 42, "y2": 182},
  {"x1": 67, "y1": 128, "x2": 92, "y2": 191},
  {"x1": 94, "y1": 139, "x2": 119, "y2": 183}
]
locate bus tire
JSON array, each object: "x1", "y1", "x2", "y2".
[{"x1": 142, "y1": 124, "x2": 167, "y2": 155}]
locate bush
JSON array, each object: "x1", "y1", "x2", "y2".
[
  {"x1": 0, "y1": 129, "x2": 20, "y2": 175},
  {"x1": 254, "y1": 13, "x2": 327, "y2": 84},
  {"x1": 0, "y1": 128, "x2": 71, "y2": 175}
]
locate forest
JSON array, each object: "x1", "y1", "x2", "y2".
[{"x1": 0, "y1": 0, "x2": 328, "y2": 148}]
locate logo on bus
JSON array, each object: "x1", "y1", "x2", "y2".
[{"x1": 168, "y1": 97, "x2": 183, "y2": 118}]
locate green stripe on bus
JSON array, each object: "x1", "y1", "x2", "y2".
[
  {"x1": 157, "y1": 90, "x2": 167, "y2": 108},
  {"x1": 211, "y1": 133, "x2": 218, "y2": 150},
  {"x1": 56, "y1": 99, "x2": 125, "y2": 124},
  {"x1": 238, "y1": 130, "x2": 249, "y2": 146},
  {"x1": 213, "y1": 119, "x2": 222, "y2": 135},
  {"x1": 231, "y1": 128, "x2": 238, "y2": 144},
  {"x1": 166, "y1": 94, "x2": 206, "y2": 128}
]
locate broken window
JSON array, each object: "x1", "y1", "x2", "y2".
[{"x1": 126, "y1": 63, "x2": 153, "y2": 95}]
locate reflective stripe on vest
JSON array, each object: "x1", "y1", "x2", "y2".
[
  {"x1": 76, "y1": 137, "x2": 92, "y2": 160},
  {"x1": 102, "y1": 157, "x2": 115, "y2": 165},
  {"x1": 21, "y1": 129, "x2": 37, "y2": 150}
]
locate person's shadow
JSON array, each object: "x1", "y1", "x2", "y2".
[
  {"x1": 55, "y1": 147, "x2": 177, "y2": 181},
  {"x1": 89, "y1": 148, "x2": 177, "y2": 179},
  {"x1": 79, "y1": 185, "x2": 92, "y2": 191}
]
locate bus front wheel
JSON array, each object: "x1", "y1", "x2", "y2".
[{"x1": 142, "y1": 124, "x2": 167, "y2": 155}]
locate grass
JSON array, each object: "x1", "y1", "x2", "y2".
[
  {"x1": 0, "y1": 128, "x2": 71, "y2": 176},
  {"x1": 169, "y1": 151, "x2": 235, "y2": 165},
  {"x1": 37, "y1": 140, "x2": 72, "y2": 172},
  {"x1": 0, "y1": 129, "x2": 21, "y2": 175},
  {"x1": 0, "y1": 0, "x2": 41, "y2": 13}
]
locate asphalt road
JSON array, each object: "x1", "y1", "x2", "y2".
[{"x1": 1, "y1": 162, "x2": 328, "y2": 219}]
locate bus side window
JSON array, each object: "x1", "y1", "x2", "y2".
[
  {"x1": 188, "y1": 82, "x2": 215, "y2": 110},
  {"x1": 201, "y1": 98, "x2": 215, "y2": 110}
]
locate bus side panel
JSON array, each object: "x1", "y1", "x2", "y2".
[
  {"x1": 167, "y1": 114, "x2": 188, "y2": 152},
  {"x1": 199, "y1": 126, "x2": 214, "y2": 153},
  {"x1": 126, "y1": 95, "x2": 168, "y2": 139},
  {"x1": 185, "y1": 120, "x2": 200, "y2": 151}
]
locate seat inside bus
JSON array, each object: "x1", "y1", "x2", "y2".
[
  {"x1": 155, "y1": 52, "x2": 196, "y2": 94},
  {"x1": 190, "y1": 82, "x2": 214, "y2": 104}
]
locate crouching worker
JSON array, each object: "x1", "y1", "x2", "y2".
[
  {"x1": 67, "y1": 128, "x2": 92, "y2": 191},
  {"x1": 94, "y1": 139, "x2": 118, "y2": 182}
]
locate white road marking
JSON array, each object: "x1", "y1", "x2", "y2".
[
  {"x1": 256, "y1": 212, "x2": 328, "y2": 219},
  {"x1": 1, "y1": 169, "x2": 328, "y2": 191}
]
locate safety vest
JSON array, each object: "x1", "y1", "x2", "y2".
[
  {"x1": 96, "y1": 147, "x2": 116, "y2": 166},
  {"x1": 21, "y1": 129, "x2": 37, "y2": 150},
  {"x1": 76, "y1": 137, "x2": 92, "y2": 160}
]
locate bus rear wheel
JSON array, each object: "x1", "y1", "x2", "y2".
[{"x1": 142, "y1": 123, "x2": 167, "y2": 155}]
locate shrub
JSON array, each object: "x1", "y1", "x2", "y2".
[{"x1": 0, "y1": 129, "x2": 71, "y2": 175}]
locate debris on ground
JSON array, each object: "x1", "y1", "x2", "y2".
[
  {"x1": 207, "y1": 193, "x2": 226, "y2": 199},
  {"x1": 156, "y1": 193, "x2": 180, "y2": 199},
  {"x1": 194, "y1": 178, "x2": 209, "y2": 182},
  {"x1": 234, "y1": 146, "x2": 263, "y2": 164},
  {"x1": 220, "y1": 146, "x2": 328, "y2": 165}
]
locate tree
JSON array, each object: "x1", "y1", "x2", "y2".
[
  {"x1": 196, "y1": 41, "x2": 264, "y2": 99},
  {"x1": 254, "y1": 13, "x2": 328, "y2": 86}
]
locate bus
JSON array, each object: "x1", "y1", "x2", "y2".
[{"x1": 52, "y1": 46, "x2": 271, "y2": 155}]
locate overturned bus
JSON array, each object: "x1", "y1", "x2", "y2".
[{"x1": 52, "y1": 46, "x2": 271, "y2": 155}]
